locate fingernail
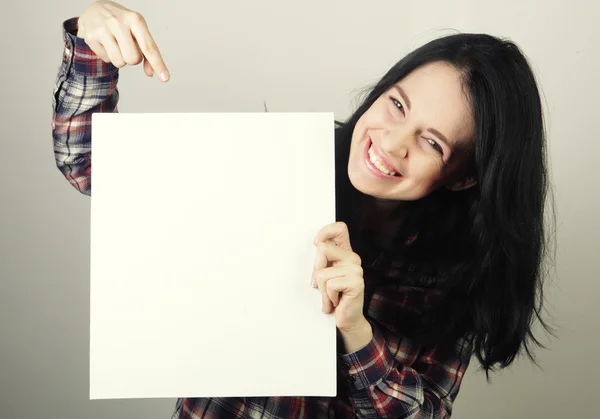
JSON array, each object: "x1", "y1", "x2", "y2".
[
  {"x1": 160, "y1": 71, "x2": 170, "y2": 81},
  {"x1": 311, "y1": 279, "x2": 316, "y2": 288}
]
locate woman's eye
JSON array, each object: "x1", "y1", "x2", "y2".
[
  {"x1": 427, "y1": 138, "x2": 443, "y2": 155},
  {"x1": 390, "y1": 97, "x2": 404, "y2": 114}
]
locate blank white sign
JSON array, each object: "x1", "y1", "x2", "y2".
[{"x1": 89, "y1": 112, "x2": 337, "y2": 399}]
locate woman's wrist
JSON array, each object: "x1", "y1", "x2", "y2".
[{"x1": 338, "y1": 318, "x2": 373, "y2": 354}]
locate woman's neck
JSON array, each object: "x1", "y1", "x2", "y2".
[{"x1": 362, "y1": 196, "x2": 409, "y2": 237}]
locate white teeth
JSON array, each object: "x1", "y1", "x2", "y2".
[{"x1": 368, "y1": 146, "x2": 396, "y2": 176}]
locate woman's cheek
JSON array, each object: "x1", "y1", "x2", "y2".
[{"x1": 412, "y1": 157, "x2": 444, "y2": 188}]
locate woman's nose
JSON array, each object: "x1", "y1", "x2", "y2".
[
  {"x1": 381, "y1": 129, "x2": 410, "y2": 159},
  {"x1": 391, "y1": 145, "x2": 409, "y2": 159}
]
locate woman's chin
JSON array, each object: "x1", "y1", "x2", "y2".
[
  {"x1": 349, "y1": 175, "x2": 429, "y2": 202},
  {"x1": 349, "y1": 174, "x2": 399, "y2": 200}
]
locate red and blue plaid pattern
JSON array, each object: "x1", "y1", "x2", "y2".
[
  {"x1": 52, "y1": 18, "x2": 474, "y2": 418},
  {"x1": 52, "y1": 18, "x2": 119, "y2": 196}
]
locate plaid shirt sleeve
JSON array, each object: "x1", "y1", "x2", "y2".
[
  {"x1": 338, "y1": 323, "x2": 474, "y2": 419},
  {"x1": 52, "y1": 17, "x2": 119, "y2": 196}
]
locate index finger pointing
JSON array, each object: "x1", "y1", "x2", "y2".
[{"x1": 130, "y1": 20, "x2": 169, "y2": 81}]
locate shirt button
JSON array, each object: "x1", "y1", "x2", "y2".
[
  {"x1": 347, "y1": 375, "x2": 357, "y2": 383},
  {"x1": 342, "y1": 362, "x2": 351, "y2": 369}
]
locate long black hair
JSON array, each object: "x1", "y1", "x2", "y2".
[{"x1": 335, "y1": 33, "x2": 554, "y2": 378}]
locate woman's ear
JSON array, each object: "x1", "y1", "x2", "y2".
[{"x1": 446, "y1": 176, "x2": 477, "y2": 191}]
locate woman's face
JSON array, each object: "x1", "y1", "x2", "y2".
[{"x1": 348, "y1": 61, "x2": 476, "y2": 201}]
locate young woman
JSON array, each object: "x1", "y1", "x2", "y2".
[{"x1": 52, "y1": 1, "x2": 553, "y2": 418}]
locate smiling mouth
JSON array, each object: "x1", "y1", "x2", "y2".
[{"x1": 365, "y1": 139, "x2": 401, "y2": 177}]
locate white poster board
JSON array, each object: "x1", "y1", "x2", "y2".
[{"x1": 89, "y1": 112, "x2": 337, "y2": 399}]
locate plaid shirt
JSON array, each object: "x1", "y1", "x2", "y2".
[{"x1": 52, "y1": 18, "x2": 474, "y2": 419}]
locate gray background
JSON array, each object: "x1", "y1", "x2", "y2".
[{"x1": 1, "y1": 0, "x2": 598, "y2": 418}]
